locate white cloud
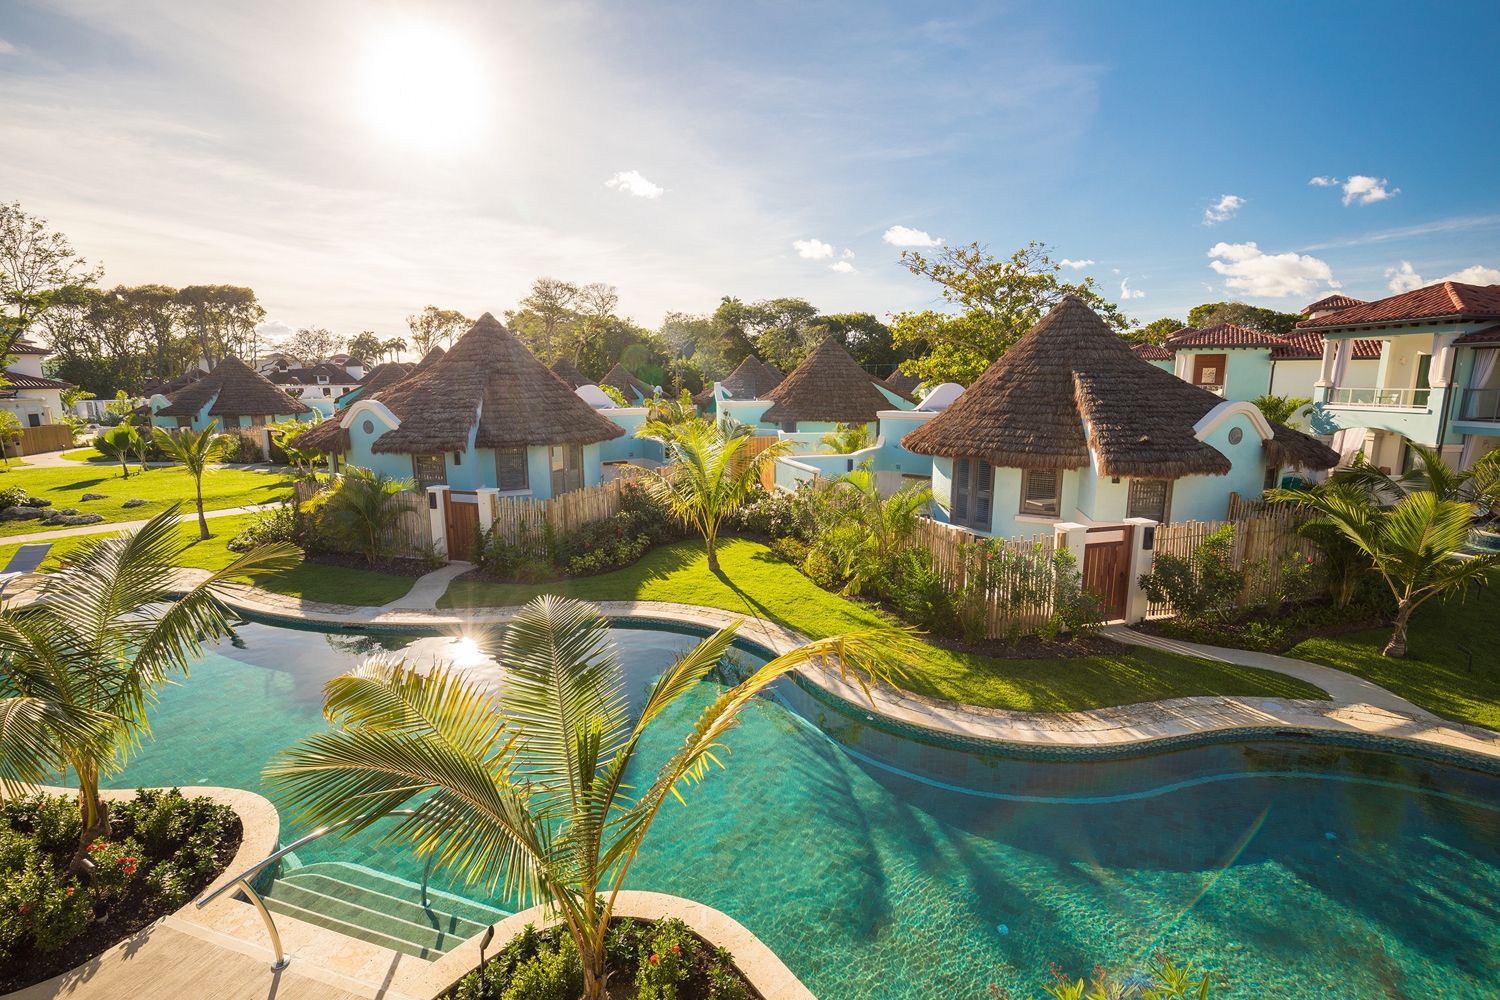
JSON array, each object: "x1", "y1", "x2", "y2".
[
  {"x1": 0, "y1": 38, "x2": 17, "y2": 55},
  {"x1": 1207, "y1": 241, "x2": 1337, "y2": 298},
  {"x1": 1308, "y1": 174, "x2": 1398, "y2": 206},
  {"x1": 1385, "y1": 261, "x2": 1423, "y2": 293},
  {"x1": 1440, "y1": 264, "x2": 1500, "y2": 285},
  {"x1": 793, "y1": 238, "x2": 834, "y2": 260},
  {"x1": 603, "y1": 170, "x2": 664, "y2": 199},
  {"x1": 829, "y1": 260, "x2": 856, "y2": 274},
  {"x1": 1202, "y1": 194, "x2": 1244, "y2": 225},
  {"x1": 841, "y1": 248, "x2": 855, "y2": 259},
  {"x1": 1058, "y1": 258, "x2": 1095, "y2": 269},
  {"x1": 1119, "y1": 277, "x2": 1145, "y2": 300},
  {"x1": 882, "y1": 225, "x2": 942, "y2": 247}
]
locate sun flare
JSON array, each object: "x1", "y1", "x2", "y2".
[{"x1": 359, "y1": 21, "x2": 485, "y2": 148}]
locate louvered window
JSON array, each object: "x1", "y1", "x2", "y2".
[
  {"x1": 1126, "y1": 479, "x2": 1171, "y2": 522},
  {"x1": 412, "y1": 453, "x2": 446, "y2": 488},
  {"x1": 951, "y1": 458, "x2": 994, "y2": 531},
  {"x1": 496, "y1": 447, "x2": 529, "y2": 492},
  {"x1": 1020, "y1": 469, "x2": 1060, "y2": 517}
]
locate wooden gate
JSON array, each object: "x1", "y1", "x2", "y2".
[
  {"x1": 1082, "y1": 524, "x2": 1133, "y2": 621},
  {"x1": 444, "y1": 490, "x2": 480, "y2": 562}
]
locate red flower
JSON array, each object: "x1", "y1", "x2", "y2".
[
  {"x1": 670, "y1": 943, "x2": 680, "y2": 955},
  {"x1": 649, "y1": 954, "x2": 659, "y2": 965},
  {"x1": 18, "y1": 904, "x2": 30, "y2": 914},
  {"x1": 65, "y1": 887, "x2": 75, "y2": 897},
  {"x1": 87, "y1": 841, "x2": 105, "y2": 853}
]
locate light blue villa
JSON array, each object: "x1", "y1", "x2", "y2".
[
  {"x1": 1300, "y1": 282, "x2": 1500, "y2": 472},
  {"x1": 899, "y1": 297, "x2": 1339, "y2": 539},
  {"x1": 148, "y1": 356, "x2": 314, "y2": 431}
]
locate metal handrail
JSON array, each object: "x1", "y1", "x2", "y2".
[
  {"x1": 196, "y1": 808, "x2": 422, "y2": 971},
  {"x1": 1325, "y1": 385, "x2": 1431, "y2": 408}
]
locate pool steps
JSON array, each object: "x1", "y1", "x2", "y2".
[{"x1": 259, "y1": 861, "x2": 509, "y2": 958}]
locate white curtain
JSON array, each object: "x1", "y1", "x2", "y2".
[
  {"x1": 1330, "y1": 339, "x2": 1352, "y2": 389},
  {"x1": 1470, "y1": 348, "x2": 1499, "y2": 391},
  {"x1": 1333, "y1": 426, "x2": 1367, "y2": 466},
  {"x1": 1460, "y1": 435, "x2": 1479, "y2": 471}
]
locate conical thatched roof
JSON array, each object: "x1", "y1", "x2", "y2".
[
  {"x1": 550, "y1": 357, "x2": 588, "y2": 389},
  {"x1": 291, "y1": 415, "x2": 345, "y2": 454},
  {"x1": 759, "y1": 337, "x2": 894, "y2": 425},
  {"x1": 367, "y1": 313, "x2": 622, "y2": 454},
  {"x1": 600, "y1": 363, "x2": 654, "y2": 402},
  {"x1": 416, "y1": 346, "x2": 445, "y2": 369},
  {"x1": 156, "y1": 356, "x2": 311, "y2": 418},
  {"x1": 354, "y1": 361, "x2": 414, "y2": 396},
  {"x1": 693, "y1": 356, "x2": 783, "y2": 407},
  {"x1": 885, "y1": 369, "x2": 923, "y2": 396},
  {"x1": 902, "y1": 297, "x2": 1336, "y2": 477}
]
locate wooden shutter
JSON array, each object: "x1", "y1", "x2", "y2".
[
  {"x1": 952, "y1": 458, "x2": 971, "y2": 521},
  {"x1": 1126, "y1": 479, "x2": 1170, "y2": 522},
  {"x1": 974, "y1": 461, "x2": 993, "y2": 530},
  {"x1": 1021, "y1": 469, "x2": 1059, "y2": 516}
]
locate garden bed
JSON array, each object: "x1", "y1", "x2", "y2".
[
  {"x1": 442, "y1": 916, "x2": 759, "y2": 1000},
  {"x1": 1132, "y1": 596, "x2": 1391, "y2": 654},
  {"x1": 0, "y1": 788, "x2": 242, "y2": 993},
  {"x1": 301, "y1": 550, "x2": 436, "y2": 578}
]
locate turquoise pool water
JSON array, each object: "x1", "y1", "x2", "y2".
[{"x1": 104, "y1": 619, "x2": 1500, "y2": 998}]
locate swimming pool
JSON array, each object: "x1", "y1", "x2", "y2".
[{"x1": 105, "y1": 618, "x2": 1500, "y2": 998}]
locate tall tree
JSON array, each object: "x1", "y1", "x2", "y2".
[
  {"x1": 890, "y1": 241, "x2": 1131, "y2": 386},
  {"x1": 743, "y1": 297, "x2": 819, "y2": 371},
  {"x1": 1187, "y1": 301, "x2": 1301, "y2": 335},
  {"x1": 345, "y1": 331, "x2": 384, "y2": 362},
  {"x1": 805, "y1": 312, "x2": 902, "y2": 371},
  {"x1": 380, "y1": 336, "x2": 408, "y2": 361},
  {"x1": 510, "y1": 278, "x2": 579, "y2": 361},
  {"x1": 284, "y1": 326, "x2": 342, "y2": 364},
  {"x1": 1136, "y1": 316, "x2": 1186, "y2": 345},
  {"x1": 176, "y1": 285, "x2": 265, "y2": 367},
  {"x1": 405, "y1": 305, "x2": 471, "y2": 355},
  {"x1": 0, "y1": 202, "x2": 102, "y2": 359}
]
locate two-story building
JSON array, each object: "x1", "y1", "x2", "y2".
[
  {"x1": 1, "y1": 338, "x2": 75, "y2": 427},
  {"x1": 1304, "y1": 281, "x2": 1500, "y2": 471}
]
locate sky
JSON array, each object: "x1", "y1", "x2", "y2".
[{"x1": 2, "y1": 0, "x2": 1498, "y2": 346}]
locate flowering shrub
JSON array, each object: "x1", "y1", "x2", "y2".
[
  {"x1": 0, "y1": 854, "x2": 90, "y2": 958},
  {"x1": 634, "y1": 918, "x2": 694, "y2": 1000},
  {"x1": 727, "y1": 484, "x2": 816, "y2": 541},
  {"x1": 85, "y1": 838, "x2": 142, "y2": 902}
]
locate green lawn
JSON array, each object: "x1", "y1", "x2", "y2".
[
  {"x1": 59, "y1": 447, "x2": 110, "y2": 463},
  {"x1": 0, "y1": 464, "x2": 294, "y2": 537},
  {"x1": 0, "y1": 511, "x2": 414, "y2": 607},
  {"x1": 439, "y1": 538, "x2": 1327, "y2": 712},
  {"x1": 1290, "y1": 579, "x2": 1500, "y2": 731}
]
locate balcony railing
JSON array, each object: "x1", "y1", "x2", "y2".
[
  {"x1": 1198, "y1": 383, "x2": 1226, "y2": 397},
  {"x1": 1460, "y1": 387, "x2": 1500, "y2": 422},
  {"x1": 1326, "y1": 386, "x2": 1431, "y2": 408}
]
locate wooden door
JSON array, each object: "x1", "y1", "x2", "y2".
[
  {"x1": 1082, "y1": 524, "x2": 1134, "y2": 620},
  {"x1": 1192, "y1": 353, "x2": 1227, "y2": 389},
  {"x1": 444, "y1": 491, "x2": 480, "y2": 562}
]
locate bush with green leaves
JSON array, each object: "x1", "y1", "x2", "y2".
[
  {"x1": 0, "y1": 855, "x2": 90, "y2": 959},
  {"x1": 228, "y1": 502, "x2": 302, "y2": 553},
  {"x1": 726, "y1": 483, "x2": 817, "y2": 541},
  {"x1": 0, "y1": 794, "x2": 81, "y2": 855},
  {"x1": 633, "y1": 918, "x2": 695, "y2": 1000},
  {"x1": 218, "y1": 432, "x2": 265, "y2": 464},
  {"x1": 706, "y1": 947, "x2": 752, "y2": 1000},
  {"x1": 887, "y1": 547, "x2": 959, "y2": 634},
  {"x1": 1137, "y1": 524, "x2": 1243, "y2": 623}
]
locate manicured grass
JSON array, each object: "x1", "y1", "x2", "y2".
[
  {"x1": 439, "y1": 538, "x2": 1328, "y2": 712},
  {"x1": 1290, "y1": 579, "x2": 1500, "y2": 731},
  {"x1": 60, "y1": 447, "x2": 109, "y2": 463},
  {"x1": 0, "y1": 512, "x2": 414, "y2": 607},
  {"x1": 0, "y1": 464, "x2": 294, "y2": 537}
]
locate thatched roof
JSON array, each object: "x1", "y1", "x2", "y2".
[
  {"x1": 352, "y1": 361, "x2": 414, "y2": 397},
  {"x1": 156, "y1": 356, "x2": 311, "y2": 418},
  {"x1": 885, "y1": 369, "x2": 923, "y2": 396},
  {"x1": 550, "y1": 357, "x2": 588, "y2": 389},
  {"x1": 600, "y1": 363, "x2": 654, "y2": 401},
  {"x1": 367, "y1": 313, "x2": 622, "y2": 454},
  {"x1": 416, "y1": 346, "x2": 446, "y2": 369},
  {"x1": 693, "y1": 356, "x2": 783, "y2": 407},
  {"x1": 902, "y1": 296, "x2": 1336, "y2": 477},
  {"x1": 760, "y1": 337, "x2": 895, "y2": 425},
  {"x1": 291, "y1": 415, "x2": 345, "y2": 454}
]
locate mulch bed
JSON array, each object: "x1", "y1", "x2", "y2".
[
  {"x1": 1131, "y1": 600, "x2": 1390, "y2": 654},
  {"x1": 303, "y1": 551, "x2": 436, "y2": 577},
  {"x1": 1, "y1": 816, "x2": 244, "y2": 994},
  {"x1": 921, "y1": 628, "x2": 1131, "y2": 660}
]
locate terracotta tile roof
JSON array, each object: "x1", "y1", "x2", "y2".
[
  {"x1": 1270, "y1": 330, "x2": 1383, "y2": 361},
  {"x1": 1130, "y1": 343, "x2": 1173, "y2": 361},
  {"x1": 1454, "y1": 324, "x2": 1500, "y2": 347},
  {"x1": 2, "y1": 369, "x2": 73, "y2": 390},
  {"x1": 1302, "y1": 294, "x2": 1365, "y2": 315},
  {"x1": 1298, "y1": 282, "x2": 1500, "y2": 329},
  {"x1": 1166, "y1": 323, "x2": 1287, "y2": 349}
]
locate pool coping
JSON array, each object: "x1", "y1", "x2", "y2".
[{"x1": 215, "y1": 585, "x2": 1500, "y2": 770}]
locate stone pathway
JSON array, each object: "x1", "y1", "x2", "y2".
[
  {"x1": 375, "y1": 562, "x2": 474, "y2": 611},
  {"x1": 0, "y1": 503, "x2": 280, "y2": 547}
]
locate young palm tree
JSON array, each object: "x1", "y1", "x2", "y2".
[
  {"x1": 96, "y1": 423, "x2": 140, "y2": 479},
  {"x1": 1250, "y1": 394, "x2": 1312, "y2": 427},
  {"x1": 153, "y1": 420, "x2": 226, "y2": 540},
  {"x1": 324, "y1": 466, "x2": 415, "y2": 564},
  {"x1": 0, "y1": 507, "x2": 300, "y2": 865},
  {"x1": 1334, "y1": 441, "x2": 1476, "y2": 507},
  {"x1": 266, "y1": 595, "x2": 916, "y2": 1000},
  {"x1": 634, "y1": 419, "x2": 790, "y2": 572},
  {"x1": 819, "y1": 422, "x2": 874, "y2": 454},
  {"x1": 1269, "y1": 486, "x2": 1499, "y2": 656},
  {"x1": 816, "y1": 466, "x2": 932, "y2": 595}
]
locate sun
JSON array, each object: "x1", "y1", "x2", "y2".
[{"x1": 358, "y1": 21, "x2": 485, "y2": 148}]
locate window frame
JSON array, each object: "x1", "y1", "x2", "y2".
[
  {"x1": 549, "y1": 443, "x2": 584, "y2": 495},
  {"x1": 950, "y1": 457, "x2": 995, "y2": 531},
  {"x1": 1125, "y1": 478, "x2": 1172, "y2": 523},
  {"x1": 412, "y1": 453, "x2": 446, "y2": 489},
  {"x1": 1018, "y1": 468, "x2": 1061, "y2": 518},
  {"x1": 495, "y1": 446, "x2": 529, "y2": 493}
]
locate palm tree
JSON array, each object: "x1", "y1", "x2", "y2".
[
  {"x1": 1334, "y1": 441, "x2": 1476, "y2": 506},
  {"x1": 324, "y1": 466, "x2": 414, "y2": 564},
  {"x1": 266, "y1": 595, "x2": 915, "y2": 1000},
  {"x1": 0, "y1": 410, "x2": 22, "y2": 470},
  {"x1": 153, "y1": 421, "x2": 226, "y2": 540},
  {"x1": 0, "y1": 507, "x2": 300, "y2": 865},
  {"x1": 1269, "y1": 486, "x2": 1499, "y2": 656},
  {"x1": 1251, "y1": 394, "x2": 1312, "y2": 427},
  {"x1": 270, "y1": 419, "x2": 319, "y2": 476},
  {"x1": 816, "y1": 466, "x2": 932, "y2": 595},
  {"x1": 819, "y1": 422, "x2": 873, "y2": 454},
  {"x1": 634, "y1": 419, "x2": 790, "y2": 572},
  {"x1": 96, "y1": 423, "x2": 140, "y2": 479}
]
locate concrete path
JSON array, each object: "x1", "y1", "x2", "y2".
[
  {"x1": 0, "y1": 503, "x2": 280, "y2": 547},
  {"x1": 375, "y1": 562, "x2": 474, "y2": 611}
]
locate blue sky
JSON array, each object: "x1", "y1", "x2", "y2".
[{"x1": 1, "y1": 0, "x2": 1497, "y2": 344}]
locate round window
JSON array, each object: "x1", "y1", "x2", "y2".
[
  {"x1": 1227, "y1": 427, "x2": 1244, "y2": 445},
  {"x1": 362, "y1": 419, "x2": 375, "y2": 435}
]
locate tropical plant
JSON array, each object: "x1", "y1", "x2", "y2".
[
  {"x1": 265, "y1": 595, "x2": 915, "y2": 1000},
  {"x1": 633, "y1": 419, "x2": 790, "y2": 572},
  {"x1": 1269, "y1": 486, "x2": 1499, "y2": 656},
  {"x1": 270, "y1": 419, "x2": 320, "y2": 475},
  {"x1": 0, "y1": 507, "x2": 300, "y2": 865},
  {"x1": 1137, "y1": 524, "x2": 1244, "y2": 623},
  {"x1": 811, "y1": 466, "x2": 931, "y2": 596},
  {"x1": 1042, "y1": 954, "x2": 1216, "y2": 999},
  {"x1": 0, "y1": 411, "x2": 21, "y2": 470},
  {"x1": 322, "y1": 466, "x2": 414, "y2": 564},
  {"x1": 819, "y1": 422, "x2": 873, "y2": 454},
  {"x1": 94, "y1": 423, "x2": 141, "y2": 479},
  {"x1": 152, "y1": 421, "x2": 226, "y2": 539},
  {"x1": 1250, "y1": 394, "x2": 1312, "y2": 427},
  {"x1": 1333, "y1": 442, "x2": 1477, "y2": 506},
  {"x1": 644, "y1": 387, "x2": 698, "y2": 426}
]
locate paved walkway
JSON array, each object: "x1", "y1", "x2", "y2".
[{"x1": 0, "y1": 503, "x2": 279, "y2": 547}]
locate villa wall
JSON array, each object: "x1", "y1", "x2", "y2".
[
  {"x1": 1175, "y1": 347, "x2": 1271, "y2": 400},
  {"x1": 596, "y1": 408, "x2": 665, "y2": 465}
]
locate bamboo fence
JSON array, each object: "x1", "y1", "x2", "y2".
[
  {"x1": 1144, "y1": 506, "x2": 1318, "y2": 618},
  {"x1": 909, "y1": 517, "x2": 1057, "y2": 638}
]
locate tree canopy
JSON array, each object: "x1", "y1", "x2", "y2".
[{"x1": 1186, "y1": 301, "x2": 1301, "y2": 335}]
